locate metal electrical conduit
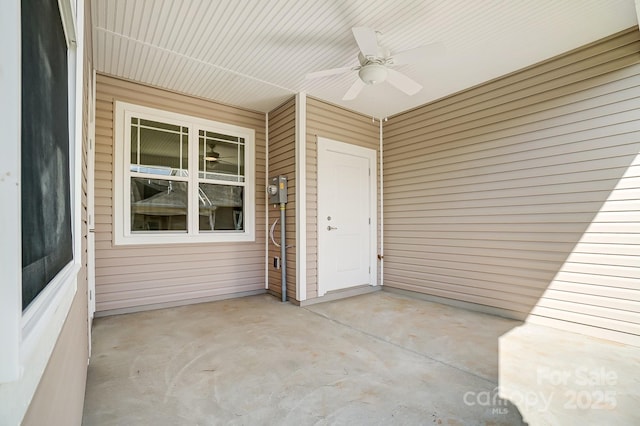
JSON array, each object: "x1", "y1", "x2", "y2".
[
  {"x1": 279, "y1": 203, "x2": 286, "y2": 302},
  {"x1": 270, "y1": 212, "x2": 294, "y2": 302}
]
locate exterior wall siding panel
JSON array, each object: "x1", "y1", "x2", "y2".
[
  {"x1": 267, "y1": 98, "x2": 297, "y2": 300},
  {"x1": 383, "y1": 28, "x2": 640, "y2": 345}
]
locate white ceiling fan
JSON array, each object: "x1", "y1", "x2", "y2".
[{"x1": 306, "y1": 27, "x2": 443, "y2": 101}]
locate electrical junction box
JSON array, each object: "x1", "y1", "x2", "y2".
[{"x1": 268, "y1": 175, "x2": 288, "y2": 204}]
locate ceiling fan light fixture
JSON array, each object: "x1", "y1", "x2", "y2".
[
  {"x1": 204, "y1": 151, "x2": 220, "y2": 162},
  {"x1": 359, "y1": 63, "x2": 388, "y2": 85}
]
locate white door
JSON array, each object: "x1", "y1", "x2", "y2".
[{"x1": 318, "y1": 137, "x2": 376, "y2": 296}]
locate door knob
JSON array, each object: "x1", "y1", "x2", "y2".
[{"x1": 327, "y1": 226, "x2": 338, "y2": 231}]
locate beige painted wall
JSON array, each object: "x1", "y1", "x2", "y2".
[
  {"x1": 383, "y1": 28, "x2": 640, "y2": 345},
  {"x1": 267, "y1": 97, "x2": 297, "y2": 300},
  {"x1": 94, "y1": 75, "x2": 267, "y2": 313},
  {"x1": 22, "y1": 1, "x2": 93, "y2": 423},
  {"x1": 306, "y1": 97, "x2": 381, "y2": 299}
]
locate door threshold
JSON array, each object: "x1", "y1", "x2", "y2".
[{"x1": 298, "y1": 285, "x2": 381, "y2": 307}]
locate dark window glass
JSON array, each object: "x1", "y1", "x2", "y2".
[{"x1": 21, "y1": 0, "x2": 73, "y2": 310}]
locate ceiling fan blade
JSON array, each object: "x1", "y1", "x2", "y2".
[
  {"x1": 305, "y1": 66, "x2": 354, "y2": 79},
  {"x1": 389, "y1": 42, "x2": 445, "y2": 66},
  {"x1": 352, "y1": 27, "x2": 379, "y2": 58},
  {"x1": 342, "y1": 78, "x2": 366, "y2": 101},
  {"x1": 386, "y1": 68, "x2": 422, "y2": 96}
]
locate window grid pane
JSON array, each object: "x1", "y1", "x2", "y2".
[
  {"x1": 130, "y1": 177, "x2": 188, "y2": 232},
  {"x1": 198, "y1": 183, "x2": 244, "y2": 232},
  {"x1": 130, "y1": 116, "x2": 189, "y2": 177},
  {"x1": 198, "y1": 131, "x2": 245, "y2": 183}
]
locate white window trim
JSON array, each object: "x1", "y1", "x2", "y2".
[
  {"x1": 114, "y1": 101, "x2": 256, "y2": 245},
  {"x1": 0, "y1": 0, "x2": 22, "y2": 385},
  {"x1": 0, "y1": 0, "x2": 83, "y2": 424}
]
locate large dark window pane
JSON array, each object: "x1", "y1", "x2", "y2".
[
  {"x1": 21, "y1": 0, "x2": 73, "y2": 310},
  {"x1": 198, "y1": 183, "x2": 243, "y2": 231},
  {"x1": 131, "y1": 178, "x2": 188, "y2": 232}
]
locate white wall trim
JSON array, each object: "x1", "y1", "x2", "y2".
[
  {"x1": 295, "y1": 93, "x2": 307, "y2": 301},
  {"x1": 0, "y1": 0, "x2": 22, "y2": 384},
  {"x1": 88, "y1": 69, "x2": 97, "y2": 321},
  {"x1": 379, "y1": 118, "x2": 384, "y2": 286},
  {"x1": 56, "y1": 0, "x2": 77, "y2": 45},
  {"x1": 265, "y1": 112, "x2": 269, "y2": 289}
]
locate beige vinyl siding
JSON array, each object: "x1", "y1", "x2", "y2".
[
  {"x1": 528, "y1": 148, "x2": 640, "y2": 343},
  {"x1": 306, "y1": 97, "x2": 380, "y2": 299},
  {"x1": 94, "y1": 74, "x2": 266, "y2": 313},
  {"x1": 267, "y1": 97, "x2": 297, "y2": 300},
  {"x1": 23, "y1": 3, "x2": 93, "y2": 422},
  {"x1": 383, "y1": 27, "x2": 640, "y2": 345}
]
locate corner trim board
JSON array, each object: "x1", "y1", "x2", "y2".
[{"x1": 295, "y1": 92, "x2": 307, "y2": 301}]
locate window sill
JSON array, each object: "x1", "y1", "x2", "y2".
[
  {"x1": 114, "y1": 232, "x2": 256, "y2": 246},
  {"x1": 22, "y1": 261, "x2": 79, "y2": 349}
]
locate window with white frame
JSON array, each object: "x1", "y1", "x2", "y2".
[
  {"x1": 1, "y1": 0, "x2": 82, "y2": 421},
  {"x1": 114, "y1": 102, "x2": 255, "y2": 244}
]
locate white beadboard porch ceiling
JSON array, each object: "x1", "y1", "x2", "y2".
[{"x1": 92, "y1": 0, "x2": 638, "y2": 118}]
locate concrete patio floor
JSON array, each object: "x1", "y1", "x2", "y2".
[{"x1": 82, "y1": 291, "x2": 639, "y2": 425}]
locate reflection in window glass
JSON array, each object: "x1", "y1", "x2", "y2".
[
  {"x1": 198, "y1": 131, "x2": 245, "y2": 182},
  {"x1": 198, "y1": 183, "x2": 244, "y2": 231},
  {"x1": 130, "y1": 178, "x2": 188, "y2": 232},
  {"x1": 130, "y1": 117, "x2": 188, "y2": 176}
]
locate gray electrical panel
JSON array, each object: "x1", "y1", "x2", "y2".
[{"x1": 268, "y1": 175, "x2": 288, "y2": 204}]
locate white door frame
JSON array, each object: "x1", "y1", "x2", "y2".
[{"x1": 317, "y1": 137, "x2": 377, "y2": 297}]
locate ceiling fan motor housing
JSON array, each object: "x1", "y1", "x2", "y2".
[{"x1": 359, "y1": 63, "x2": 388, "y2": 85}]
